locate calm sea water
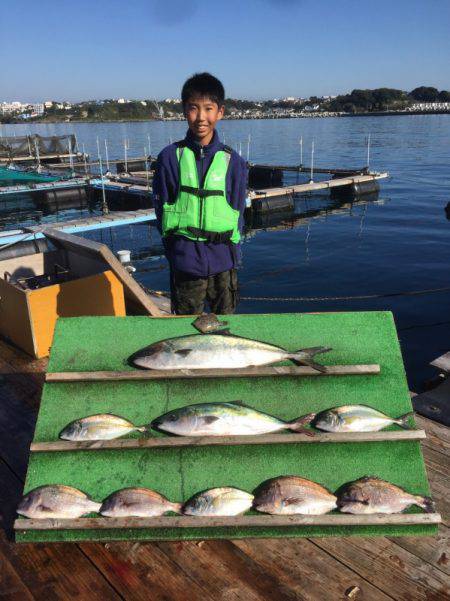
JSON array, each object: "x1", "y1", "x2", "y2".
[{"x1": 2, "y1": 115, "x2": 450, "y2": 391}]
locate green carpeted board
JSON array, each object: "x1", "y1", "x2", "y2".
[{"x1": 17, "y1": 312, "x2": 437, "y2": 542}]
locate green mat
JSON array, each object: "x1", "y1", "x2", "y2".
[{"x1": 17, "y1": 312, "x2": 437, "y2": 542}]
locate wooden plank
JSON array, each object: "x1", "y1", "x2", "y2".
[
  {"x1": 79, "y1": 541, "x2": 217, "y2": 601},
  {"x1": 417, "y1": 415, "x2": 450, "y2": 457},
  {"x1": 430, "y1": 352, "x2": 450, "y2": 373},
  {"x1": 14, "y1": 513, "x2": 442, "y2": 532},
  {"x1": 45, "y1": 363, "x2": 381, "y2": 382},
  {"x1": 251, "y1": 173, "x2": 388, "y2": 199},
  {"x1": 0, "y1": 554, "x2": 35, "y2": 599},
  {"x1": 388, "y1": 524, "x2": 450, "y2": 576},
  {"x1": 312, "y1": 535, "x2": 450, "y2": 601},
  {"x1": 42, "y1": 228, "x2": 162, "y2": 316},
  {"x1": 232, "y1": 538, "x2": 392, "y2": 601},
  {"x1": 30, "y1": 429, "x2": 427, "y2": 453}
]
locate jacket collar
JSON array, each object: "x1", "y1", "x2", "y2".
[{"x1": 184, "y1": 129, "x2": 221, "y2": 157}]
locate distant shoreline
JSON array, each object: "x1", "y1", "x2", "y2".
[{"x1": 2, "y1": 110, "x2": 449, "y2": 125}]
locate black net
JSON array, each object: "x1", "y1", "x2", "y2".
[{"x1": 0, "y1": 134, "x2": 77, "y2": 158}]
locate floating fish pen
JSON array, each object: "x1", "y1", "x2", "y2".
[
  {"x1": 0, "y1": 134, "x2": 84, "y2": 166},
  {"x1": 248, "y1": 163, "x2": 386, "y2": 213}
]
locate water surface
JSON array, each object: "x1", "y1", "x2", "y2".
[{"x1": 2, "y1": 115, "x2": 449, "y2": 391}]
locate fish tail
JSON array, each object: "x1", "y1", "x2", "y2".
[
  {"x1": 135, "y1": 425, "x2": 148, "y2": 433},
  {"x1": 415, "y1": 495, "x2": 435, "y2": 513},
  {"x1": 287, "y1": 413, "x2": 317, "y2": 435},
  {"x1": 290, "y1": 346, "x2": 332, "y2": 373},
  {"x1": 170, "y1": 502, "x2": 183, "y2": 514},
  {"x1": 394, "y1": 412, "x2": 415, "y2": 429}
]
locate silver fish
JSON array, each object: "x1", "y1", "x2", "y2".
[
  {"x1": 183, "y1": 487, "x2": 254, "y2": 516},
  {"x1": 59, "y1": 414, "x2": 147, "y2": 441},
  {"x1": 253, "y1": 476, "x2": 337, "y2": 515},
  {"x1": 152, "y1": 402, "x2": 313, "y2": 436},
  {"x1": 100, "y1": 488, "x2": 182, "y2": 517},
  {"x1": 337, "y1": 477, "x2": 434, "y2": 514},
  {"x1": 129, "y1": 332, "x2": 331, "y2": 372},
  {"x1": 309, "y1": 405, "x2": 414, "y2": 433},
  {"x1": 17, "y1": 485, "x2": 101, "y2": 519},
  {"x1": 193, "y1": 313, "x2": 229, "y2": 333}
]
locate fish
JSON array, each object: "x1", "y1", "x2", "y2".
[
  {"x1": 193, "y1": 313, "x2": 229, "y2": 334},
  {"x1": 17, "y1": 485, "x2": 101, "y2": 519},
  {"x1": 129, "y1": 332, "x2": 331, "y2": 372},
  {"x1": 183, "y1": 487, "x2": 254, "y2": 516},
  {"x1": 253, "y1": 476, "x2": 337, "y2": 515},
  {"x1": 59, "y1": 414, "x2": 147, "y2": 441},
  {"x1": 100, "y1": 488, "x2": 182, "y2": 517},
  {"x1": 151, "y1": 402, "x2": 314, "y2": 436},
  {"x1": 337, "y1": 476, "x2": 435, "y2": 514},
  {"x1": 305, "y1": 405, "x2": 415, "y2": 433}
]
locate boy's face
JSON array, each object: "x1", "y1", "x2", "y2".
[{"x1": 184, "y1": 95, "x2": 224, "y2": 145}]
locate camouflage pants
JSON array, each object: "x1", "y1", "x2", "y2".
[{"x1": 170, "y1": 269, "x2": 239, "y2": 315}]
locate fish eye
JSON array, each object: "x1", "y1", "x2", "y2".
[{"x1": 169, "y1": 415, "x2": 178, "y2": 422}]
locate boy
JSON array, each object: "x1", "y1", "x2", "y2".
[{"x1": 153, "y1": 72, "x2": 248, "y2": 315}]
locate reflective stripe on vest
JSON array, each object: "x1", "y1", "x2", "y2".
[{"x1": 161, "y1": 146, "x2": 240, "y2": 244}]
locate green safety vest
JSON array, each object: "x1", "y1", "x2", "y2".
[{"x1": 161, "y1": 145, "x2": 241, "y2": 244}]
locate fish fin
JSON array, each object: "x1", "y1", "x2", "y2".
[
  {"x1": 416, "y1": 496, "x2": 435, "y2": 513},
  {"x1": 395, "y1": 412, "x2": 416, "y2": 429},
  {"x1": 290, "y1": 347, "x2": 332, "y2": 373},
  {"x1": 174, "y1": 349, "x2": 192, "y2": 356},
  {"x1": 228, "y1": 400, "x2": 245, "y2": 406},
  {"x1": 36, "y1": 504, "x2": 54, "y2": 513},
  {"x1": 283, "y1": 497, "x2": 304, "y2": 506},
  {"x1": 203, "y1": 415, "x2": 221, "y2": 424},
  {"x1": 287, "y1": 413, "x2": 317, "y2": 433},
  {"x1": 136, "y1": 426, "x2": 148, "y2": 433}
]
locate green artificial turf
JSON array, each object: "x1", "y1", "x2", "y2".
[{"x1": 17, "y1": 312, "x2": 437, "y2": 542}]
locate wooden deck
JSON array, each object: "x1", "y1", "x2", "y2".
[{"x1": 0, "y1": 337, "x2": 449, "y2": 600}]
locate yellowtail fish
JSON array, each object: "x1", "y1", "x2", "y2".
[
  {"x1": 129, "y1": 332, "x2": 331, "y2": 372},
  {"x1": 183, "y1": 487, "x2": 254, "y2": 516},
  {"x1": 59, "y1": 414, "x2": 147, "y2": 441},
  {"x1": 17, "y1": 485, "x2": 101, "y2": 519},
  {"x1": 151, "y1": 402, "x2": 314, "y2": 436},
  {"x1": 100, "y1": 488, "x2": 182, "y2": 517},
  {"x1": 337, "y1": 477, "x2": 434, "y2": 514},
  {"x1": 253, "y1": 476, "x2": 337, "y2": 515},
  {"x1": 306, "y1": 405, "x2": 414, "y2": 433}
]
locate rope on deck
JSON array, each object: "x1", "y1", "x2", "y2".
[{"x1": 239, "y1": 285, "x2": 450, "y2": 302}]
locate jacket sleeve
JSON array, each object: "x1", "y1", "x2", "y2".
[
  {"x1": 152, "y1": 154, "x2": 166, "y2": 234},
  {"x1": 229, "y1": 154, "x2": 248, "y2": 234}
]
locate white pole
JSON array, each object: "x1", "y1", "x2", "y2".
[
  {"x1": 300, "y1": 136, "x2": 303, "y2": 166},
  {"x1": 68, "y1": 136, "x2": 74, "y2": 175},
  {"x1": 144, "y1": 145, "x2": 150, "y2": 191},
  {"x1": 97, "y1": 137, "x2": 108, "y2": 214},
  {"x1": 82, "y1": 143, "x2": 88, "y2": 174},
  {"x1": 34, "y1": 138, "x2": 41, "y2": 170},
  {"x1": 367, "y1": 133, "x2": 371, "y2": 169},
  {"x1": 246, "y1": 134, "x2": 251, "y2": 161},
  {"x1": 124, "y1": 138, "x2": 128, "y2": 173},
  {"x1": 309, "y1": 139, "x2": 314, "y2": 183},
  {"x1": 147, "y1": 133, "x2": 151, "y2": 158},
  {"x1": 104, "y1": 139, "x2": 110, "y2": 171},
  {"x1": 239, "y1": 141, "x2": 242, "y2": 156}
]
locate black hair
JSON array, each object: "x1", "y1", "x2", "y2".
[{"x1": 181, "y1": 72, "x2": 225, "y2": 108}]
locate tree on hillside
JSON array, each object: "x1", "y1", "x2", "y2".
[{"x1": 409, "y1": 87, "x2": 439, "y2": 102}]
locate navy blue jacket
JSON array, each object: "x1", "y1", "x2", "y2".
[{"x1": 153, "y1": 129, "x2": 248, "y2": 277}]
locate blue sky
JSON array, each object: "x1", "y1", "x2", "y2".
[{"x1": 2, "y1": 0, "x2": 450, "y2": 102}]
